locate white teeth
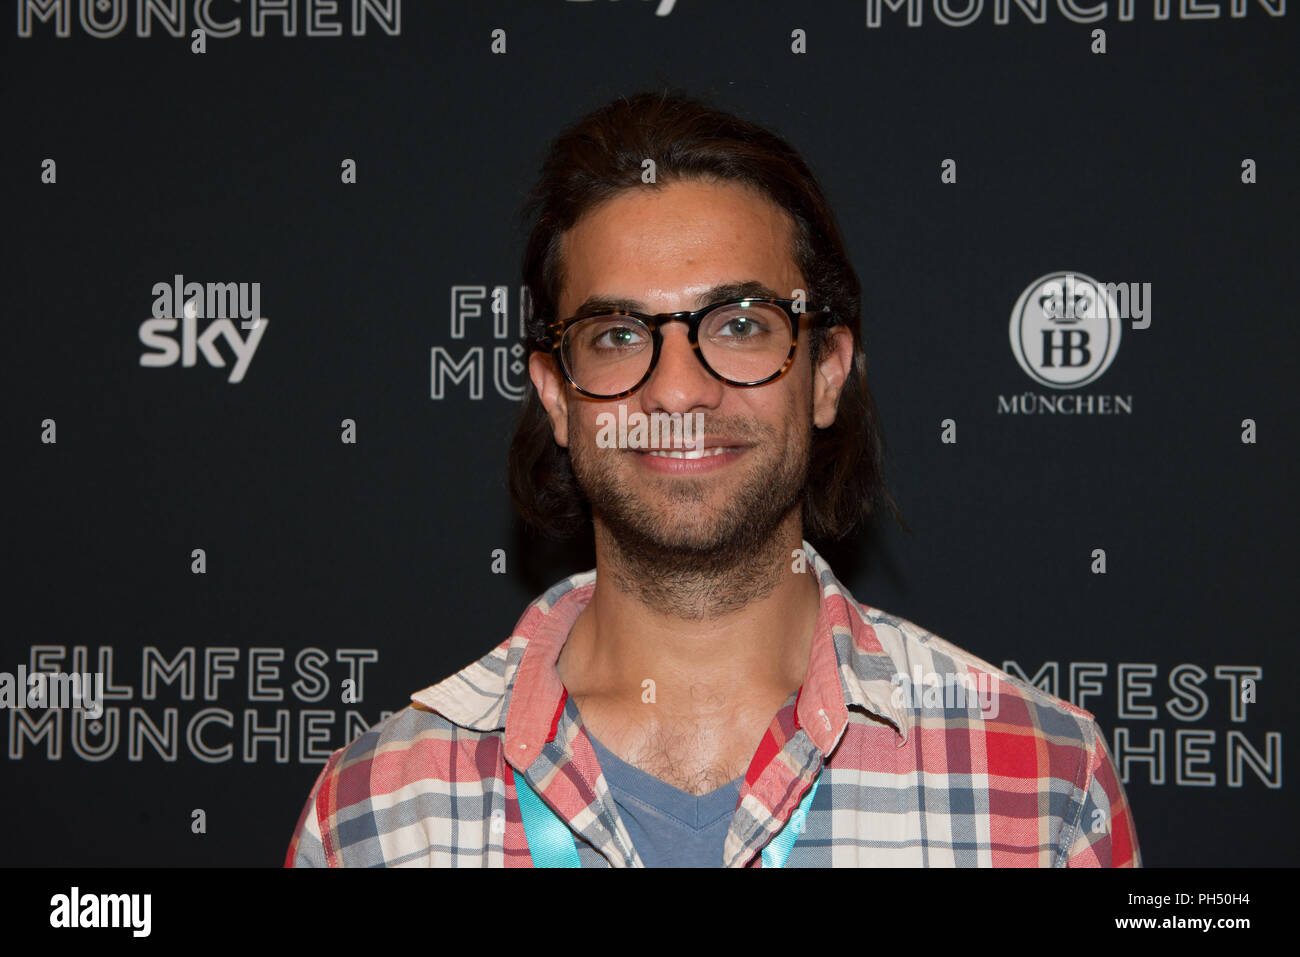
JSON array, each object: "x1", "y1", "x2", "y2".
[{"x1": 645, "y1": 447, "x2": 733, "y2": 459}]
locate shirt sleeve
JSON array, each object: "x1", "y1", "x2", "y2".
[
  {"x1": 1064, "y1": 721, "x2": 1142, "y2": 868},
  {"x1": 284, "y1": 757, "x2": 336, "y2": 868}
]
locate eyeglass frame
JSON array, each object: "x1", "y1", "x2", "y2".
[{"x1": 536, "y1": 297, "x2": 833, "y2": 400}]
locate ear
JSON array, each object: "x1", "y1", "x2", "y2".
[
  {"x1": 812, "y1": 326, "x2": 854, "y2": 429},
  {"x1": 530, "y1": 351, "x2": 570, "y2": 447}
]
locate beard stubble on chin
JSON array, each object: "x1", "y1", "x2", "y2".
[{"x1": 566, "y1": 407, "x2": 814, "y2": 621}]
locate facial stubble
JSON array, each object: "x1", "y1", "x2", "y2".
[{"x1": 567, "y1": 403, "x2": 814, "y2": 620}]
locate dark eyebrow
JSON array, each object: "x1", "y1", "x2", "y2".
[{"x1": 570, "y1": 280, "x2": 782, "y2": 318}]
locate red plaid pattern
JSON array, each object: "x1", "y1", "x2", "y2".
[{"x1": 286, "y1": 540, "x2": 1141, "y2": 867}]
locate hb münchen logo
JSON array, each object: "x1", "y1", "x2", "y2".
[{"x1": 1009, "y1": 271, "x2": 1123, "y2": 389}]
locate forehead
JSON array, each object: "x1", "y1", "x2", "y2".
[{"x1": 557, "y1": 178, "x2": 801, "y2": 316}]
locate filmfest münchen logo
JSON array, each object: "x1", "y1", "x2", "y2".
[{"x1": 1009, "y1": 271, "x2": 1122, "y2": 389}]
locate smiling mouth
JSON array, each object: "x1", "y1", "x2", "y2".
[{"x1": 635, "y1": 446, "x2": 742, "y2": 460}]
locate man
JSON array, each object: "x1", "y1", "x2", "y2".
[{"x1": 286, "y1": 90, "x2": 1140, "y2": 867}]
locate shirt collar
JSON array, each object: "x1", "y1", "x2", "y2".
[{"x1": 409, "y1": 538, "x2": 911, "y2": 763}]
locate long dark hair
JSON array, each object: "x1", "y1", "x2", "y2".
[{"x1": 509, "y1": 89, "x2": 905, "y2": 543}]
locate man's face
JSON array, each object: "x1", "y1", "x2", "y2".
[{"x1": 530, "y1": 177, "x2": 850, "y2": 562}]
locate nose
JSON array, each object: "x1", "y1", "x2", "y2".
[{"x1": 635, "y1": 320, "x2": 724, "y2": 415}]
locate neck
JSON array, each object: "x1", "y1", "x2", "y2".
[{"x1": 556, "y1": 512, "x2": 822, "y2": 718}]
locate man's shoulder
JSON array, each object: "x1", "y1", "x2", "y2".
[
  {"x1": 319, "y1": 641, "x2": 515, "y2": 792},
  {"x1": 334, "y1": 700, "x2": 500, "y2": 765},
  {"x1": 846, "y1": 598, "x2": 1101, "y2": 746},
  {"x1": 843, "y1": 600, "x2": 1139, "y2": 867}
]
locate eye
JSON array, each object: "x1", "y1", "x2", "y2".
[
  {"x1": 705, "y1": 306, "x2": 779, "y2": 341},
  {"x1": 717, "y1": 315, "x2": 763, "y2": 337},
  {"x1": 581, "y1": 319, "x2": 648, "y2": 352},
  {"x1": 596, "y1": 325, "x2": 642, "y2": 347}
]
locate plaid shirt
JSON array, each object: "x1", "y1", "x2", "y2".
[{"x1": 285, "y1": 539, "x2": 1141, "y2": 867}]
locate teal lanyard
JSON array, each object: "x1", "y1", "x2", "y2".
[{"x1": 514, "y1": 768, "x2": 822, "y2": 868}]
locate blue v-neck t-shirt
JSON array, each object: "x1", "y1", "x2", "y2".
[{"x1": 585, "y1": 728, "x2": 743, "y2": 868}]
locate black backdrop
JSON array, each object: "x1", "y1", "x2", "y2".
[{"x1": 3, "y1": 0, "x2": 1296, "y2": 867}]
